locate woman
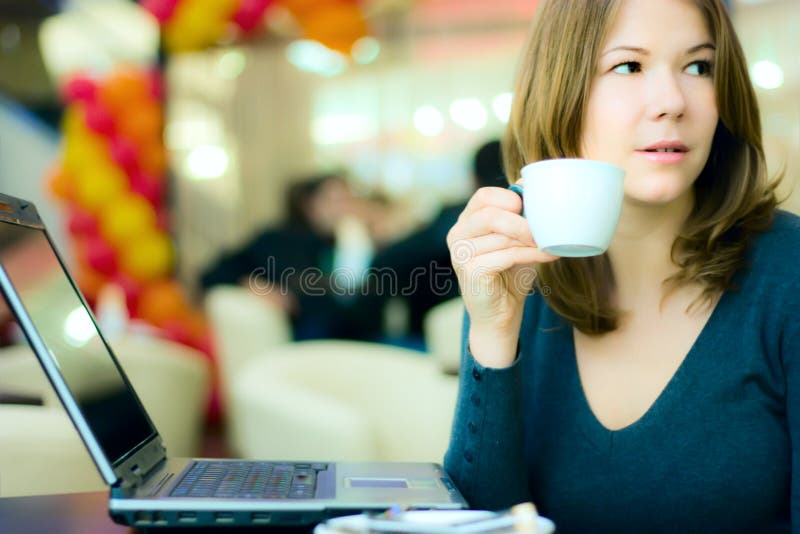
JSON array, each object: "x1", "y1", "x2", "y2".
[{"x1": 444, "y1": 0, "x2": 798, "y2": 532}]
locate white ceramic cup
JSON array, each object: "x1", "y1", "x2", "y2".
[{"x1": 519, "y1": 158, "x2": 625, "y2": 257}]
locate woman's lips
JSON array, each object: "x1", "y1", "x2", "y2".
[{"x1": 635, "y1": 150, "x2": 688, "y2": 163}]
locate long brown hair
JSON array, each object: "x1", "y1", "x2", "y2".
[{"x1": 503, "y1": 0, "x2": 781, "y2": 335}]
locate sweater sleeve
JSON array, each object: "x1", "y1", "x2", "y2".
[
  {"x1": 783, "y1": 327, "x2": 800, "y2": 529},
  {"x1": 199, "y1": 233, "x2": 269, "y2": 289},
  {"x1": 443, "y1": 311, "x2": 531, "y2": 510}
]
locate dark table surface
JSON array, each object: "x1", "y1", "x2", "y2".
[
  {"x1": 0, "y1": 491, "x2": 130, "y2": 534},
  {"x1": 0, "y1": 491, "x2": 316, "y2": 533}
]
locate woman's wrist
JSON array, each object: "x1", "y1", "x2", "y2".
[{"x1": 468, "y1": 318, "x2": 522, "y2": 369}]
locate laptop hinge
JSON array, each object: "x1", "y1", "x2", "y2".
[{"x1": 112, "y1": 436, "x2": 167, "y2": 489}]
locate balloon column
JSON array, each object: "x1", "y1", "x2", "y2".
[
  {"x1": 142, "y1": 0, "x2": 370, "y2": 56},
  {"x1": 282, "y1": 0, "x2": 368, "y2": 55},
  {"x1": 47, "y1": 68, "x2": 215, "y2": 382}
]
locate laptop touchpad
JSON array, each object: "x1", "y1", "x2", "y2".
[
  {"x1": 345, "y1": 478, "x2": 439, "y2": 489},
  {"x1": 347, "y1": 478, "x2": 408, "y2": 488}
]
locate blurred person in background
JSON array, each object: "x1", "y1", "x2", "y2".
[
  {"x1": 200, "y1": 172, "x2": 381, "y2": 340},
  {"x1": 363, "y1": 140, "x2": 507, "y2": 343}
]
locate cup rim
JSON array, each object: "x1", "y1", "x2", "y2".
[{"x1": 521, "y1": 158, "x2": 624, "y2": 176}]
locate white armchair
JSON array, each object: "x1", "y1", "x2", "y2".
[
  {"x1": 204, "y1": 285, "x2": 292, "y2": 409},
  {"x1": 228, "y1": 340, "x2": 458, "y2": 463},
  {"x1": 0, "y1": 334, "x2": 211, "y2": 496},
  {"x1": 424, "y1": 297, "x2": 465, "y2": 374},
  {"x1": 204, "y1": 286, "x2": 462, "y2": 464},
  {"x1": 0, "y1": 404, "x2": 104, "y2": 497}
]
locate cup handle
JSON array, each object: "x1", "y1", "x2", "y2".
[{"x1": 508, "y1": 183, "x2": 524, "y2": 216}]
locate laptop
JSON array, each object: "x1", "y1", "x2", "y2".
[{"x1": 0, "y1": 193, "x2": 466, "y2": 527}]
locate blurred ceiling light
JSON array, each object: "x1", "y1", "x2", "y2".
[
  {"x1": 64, "y1": 307, "x2": 95, "y2": 347},
  {"x1": 312, "y1": 114, "x2": 376, "y2": 145},
  {"x1": 351, "y1": 36, "x2": 381, "y2": 65},
  {"x1": 216, "y1": 49, "x2": 247, "y2": 80},
  {"x1": 492, "y1": 92, "x2": 512, "y2": 123},
  {"x1": 449, "y1": 98, "x2": 488, "y2": 131},
  {"x1": 751, "y1": 60, "x2": 784, "y2": 90},
  {"x1": 185, "y1": 145, "x2": 229, "y2": 180},
  {"x1": 286, "y1": 39, "x2": 348, "y2": 77},
  {"x1": 413, "y1": 105, "x2": 444, "y2": 137},
  {"x1": 39, "y1": 0, "x2": 159, "y2": 82},
  {"x1": 166, "y1": 100, "x2": 226, "y2": 150},
  {"x1": 166, "y1": 120, "x2": 200, "y2": 151}
]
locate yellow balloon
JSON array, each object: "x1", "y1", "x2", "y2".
[
  {"x1": 165, "y1": 0, "x2": 228, "y2": 51},
  {"x1": 73, "y1": 167, "x2": 127, "y2": 214},
  {"x1": 200, "y1": 17, "x2": 227, "y2": 44},
  {"x1": 62, "y1": 107, "x2": 85, "y2": 138},
  {"x1": 99, "y1": 194, "x2": 158, "y2": 247},
  {"x1": 63, "y1": 106, "x2": 108, "y2": 154},
  {"x1": 64, "y1": 134, "x2": 110, "y2": 174},
  {"x1": 163, "y1": 24, "x2": 198, "y2": 53},
  {"x1": 193, "y1": 0, "x2": 239, "y2": 18},
  {"x1": 120, "y1": 232, "x2": 174, "y2": 282}
]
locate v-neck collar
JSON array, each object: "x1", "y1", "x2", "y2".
[{"x1": 561, "y1": 288, "x2": 732, "y2": 453}]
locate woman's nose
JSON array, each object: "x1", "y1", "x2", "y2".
[{"x1": 647, "y1": 68, "x2": 687, "y2": 120}]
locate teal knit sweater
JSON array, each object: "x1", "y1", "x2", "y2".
[{"x1": 445, "y1": 210, "x2": 800, "y2": 533}]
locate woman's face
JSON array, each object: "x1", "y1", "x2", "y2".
[
  {"x1": 581, "y1": 0, "x2": 719, "y2": 208},
  {"x1": 306, "y1": 177, "x2": 354, "y2": 235}
]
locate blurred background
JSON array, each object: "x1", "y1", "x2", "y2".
[
  {"x1": 1, "y1": 0, "x2": 796, "y2": 292},
  {"x1": 0, "y1": 0, "x2": 798, "y2": 495}
]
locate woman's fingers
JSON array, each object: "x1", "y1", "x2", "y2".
[
  {"x1": 449, "y1": 233, "x2": 528, "y2": 264},
  {"x1": 448, "y1": 205, "x2": 534, "y2": 247},
  {"x1": 461, "y1": 245, "x2": 557, "y2": 273},
  {"x1": 460, "y1": 186, "x2": 522, "y2": 219},
  {"x1": 447, "y1": 184, "x2": 557, "y2": 280},
  {"x1": 451, "y1": 235, "x2": 558, "y2": 274}
]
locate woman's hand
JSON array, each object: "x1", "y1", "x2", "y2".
[{"x1": 447, "y1": 186, "x2": 558, "y2": 368}]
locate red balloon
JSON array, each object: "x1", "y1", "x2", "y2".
[
  {"x1": 233, "y1": 0, "x2": 274, "y2": 32},
  {"x1": 191, "y1": 332, "x2": 215, "y2": 358},
  {"x1": 62, "y1": 75, "x2": 97, "y2": 104},
  {"x1": 110, "y1": 137, "x2": 140, "y2": 174},
  {"x1": 130, "y1": 171, "x2": 165, "y2": 206},
  {"x1": 86, "y1": 237, "x2": 118, "y2": 276},
  {"x1": 67, "y1": 208, "x2": 99, "y2": 237},
  {"x1": 156, "y1": 208, "x2": 171, "y2": 232},
  {"x1": 142, "y1": 0, "x2": 179, "y2": 24},
  {"x1": 162, "y1": 319, "x2": 194, "y2": 346},
  {"x1": 148, "y1": 69, "x2": 165, "y2": 101},
  {"x1": 84, "y1": 102, "x2": 115, "y2": 137}
]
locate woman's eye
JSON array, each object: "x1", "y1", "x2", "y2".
[
  {"x1": 611, "y1": 61, "x2": 641, "y2": 74},
  {"x1": 686, "y1": 60, "x2": 713, "y2": 76}
]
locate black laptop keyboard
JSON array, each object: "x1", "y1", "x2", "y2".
[{"x1": 170, "y1": 461, "x2": 325, "y2": 499}]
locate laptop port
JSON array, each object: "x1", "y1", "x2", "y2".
[
  {"x1": 153, "y1": 512, "x2": 167, "y2": 525},
  {"x1": 178, "y1": 511, "x2": 197, "y2": 523},
  {"x1": 134, "y1": 511, "x2": 151, "y2": 525},
  {"x1": 215, "y1": 512, "x2": 235, "y2": 524},
  {"x1": 252, "y1": 512, "x2": 272, "y2": 524}
]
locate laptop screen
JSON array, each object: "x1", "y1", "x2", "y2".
[{"x1": 0, "y1": 220, "x2": 156, "y2": 465}]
